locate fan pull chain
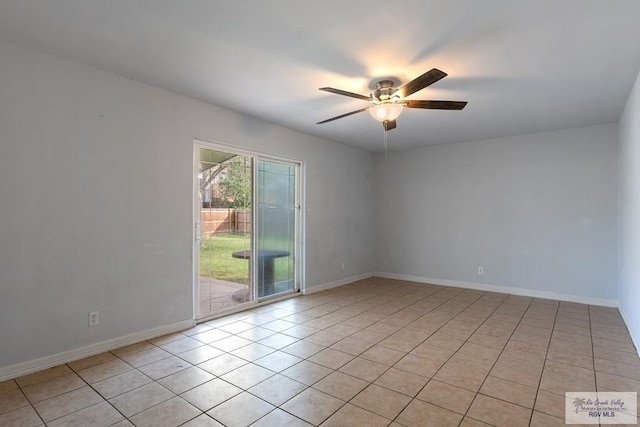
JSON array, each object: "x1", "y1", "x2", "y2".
[{"x1": 383, "y1": 121, "x2": 388, "y2": 160}]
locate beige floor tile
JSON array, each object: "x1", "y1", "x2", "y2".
[
  {"x1": 33, "y1": 386, "x2": 103, "y2": 422},
  {"x1": 68, "y1": 352, "x2": 117, "y2": 371},
  {"x1": 305, "y1": 331, "x2": 343, "y2": 347},
  {"x1": 351, "y1": 383, "x2": 411, "y2": 420},
  {"x1": 218, "y1": 320, "x2": 256, "y2": 334},
  {"x1": 433, "y1": 361, "x2": 491, "y2": 392},
  {"x1": 479, "y1": 375, "x2": 537, "y2": 408},
  {"x1": 528, "y1": 410, "x2": 568, "y2": 426},
  {"x1": 396, "y1": 399, "x2": 463, "y2": 427},
  {"x1": 595, "y1": 357, "x2": 640, "y2": 381},
  {"x1": 374, "y1": 367, "x2": 429, "y2": 397},
  {"x1": 182, "y1": 414, "x2": 224, "y2": 426},
  {"x1": 157, "y1": 366, "x2": 215, "y2": 394},
  {"x1": 468, "y1": 332, "x2": 510, "y2": 349},
  {"x1": 47, "y1": 401, "x2": 123, "y2": 427},
  {"x1": 281, "y1": 360, "x2": 333, "y2": 385},
  {"x1": 360, "y1": 345, "x2": 406, "y2": 366},
  {"x1": 191, "y1": 328, "x2": 233, "y2": 344},
  {"x1": 281, "y1": 340, "x2": 325, "y2": 358},
  {"x1": 207, "y1": 392, "x2": 274, "y2": 427},
  {"x1": 229, "y1": 342, "x2": 275, "y2": 362},
  {"x1": 313, "y1": 371, "x2": 368, "y2": 401},
  {"x1": 330, "y1": 336, "x2": 375, "y2": 356},
  {"x1": 110, "y1": 341, "x2": 156, "y2": 357},
  {"x1": 0, "y1": 405, "x2": 43, "y2": 426},
  {"x1": 197, "y1": 353, "x2": 247, "y2": 376},
  {"x1": 248, "y1": 374, "x2": 307, "y2": 406},
  {"x1": 339, "y1": 357, "x2": 389, "y2": 382},
  {"x1": 149, "y1": 332, "x2": 187, "y2": 346},
  {"x1": 410, "y1": 343, "x2": 456, "y2": 363},
  {"x1": 0, "y1": 389, "x2": 29, "y2": 415},
  {"x1": 549, "y1": 338, "x2": 592, "y2": 357},
  {"x1": 540, "y1": 360, "x2": 596, "y2": 394},
  {"x1": 467, "y1": 394, "x2": 532, "y2": 427},
  {"x1": 596, "y1": 371, "x2": 640, "y2": 391},
  {"x1": 130, "y1": 396, "x2": 201, "y2": 427},
  {"x1": 416, "y1": 380, "x2": 476, "y2": 414},
  {"x1": 0, "y1": 380, "x2": 18, "y2": 395},
  {"x1": 15, "y1": 365, "x2": 73, "y2": 388},
  {"x1": 505, "y1": 339, "x2": 548, "y2": 358},
  {"x1": 177, "y1": 345, "x2": 224, "y2": 365},
  {"x1": 181, "y1": 378, "x2": 242, "y2": 411},
  {"x1": 109, "y1": 419, "x2": 135, "y2": 427},
  {"x1": 394, "y1": 353, "x2": 443, "y2": 378},
  {"x1": 8, "y1": 279, "x2": 640, "y2": 426},
  {"x1": 253, "y1": 350, "x2": 302, "y2": 372},
  {"x1": 308, "y1": 348, "x2": 355, "y2": 369},
  {"x1": 109, "y1": 382, "x2": 174, "y2": 417},
  {"x1": 137, "y1": 355, "x2": 191, "y2": 380},
  {"x1": 534, "y1": 389, "x2": 565, "y2": 419},
  {"x1": 251, "y1": 408, "x2": 312, "y2": 427},
  {"x1": 77, "y1": 359, "x2": 133, "y2": 384},
  {"x1": 92, "y1": 369, "x2": 152, "y2": 399},
  {"x1": 21, "y1": 373, "x2": 85, "y2": 403},
  {"x1": 259, "y1": 332, "x2": 300, "y2": 349},
  {"x1": 593, "y1": 346, "x2": 640, "y2": 367},
  {"x1": 281, "y1": 388, "x2": 344, "y2": 425},
  {"x1": 236, "y1": 326, "x2": 276, "y2": 342},
  {"x1": 210, "y1": 335, "x2": 254, "y2": 352},
  {"x1": 460, "y1": 417, "x2": 493, "y2": 426},
  {"x1": 220, "y1": 363, "x2": 275, "y2": 389},
  {"x1": 321, "y1": 403, "x2": 390, "y2": 427},
  {"x1": 546, "y1": 346, "x2": 594, "y2": 369},
  {"x1": 118, "y1": 346, "x2": 172, "y2": 368},
  {"x1": 160, "y1": 337, "x2": 203, "y2": 354},
  {"x1": 458, "y1": 341, "x2": 502, "y2": 361}
]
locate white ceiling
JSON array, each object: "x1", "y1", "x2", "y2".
[{"x1": 1, "y1": 0, "x2": 639, "y2": 152}]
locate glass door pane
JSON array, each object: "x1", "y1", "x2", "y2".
[
  {"x1": 197, "y1": 148, "x2": 253, "y2": 316},
  {"x1": 256, "y1": 159, "x2": 297, "y2": 298}
]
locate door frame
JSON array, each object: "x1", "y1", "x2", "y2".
[{"x1": 193, "y1": 139, "x2": 305, "y2": 321}]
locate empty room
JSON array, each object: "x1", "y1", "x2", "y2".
[{"x1": 1, "y1": 1, "x2": 640, "y2": 426}]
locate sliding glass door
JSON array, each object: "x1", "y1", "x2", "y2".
[
  {"x1": 195, "y1": 141, "x2": 301, "y2": 319},
  {"x1": 256, "y1": 160, "x2": 297, "y2": 298}
]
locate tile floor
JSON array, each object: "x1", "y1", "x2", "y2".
[
  {"x1": 199, "y1": 277, "x2": 249, "y2": 314},
  {"x1": 2, "y1": 277, "x2": 639, "y2": 426}
]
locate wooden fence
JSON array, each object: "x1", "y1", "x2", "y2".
[{"x1": 201, "y1": 208, "x2": 251, "y2": 236}]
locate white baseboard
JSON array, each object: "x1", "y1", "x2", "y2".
[
  {"x1": 618, "y1": 306, "x2": 640, "y2": 358},
  {"x1": 374, "y1": 272, "x2": 619, "y2": 308},
  {"x1": 0, "y1": 318, "x2": 195, "y2": 382},
  {"x1": 303, "y1": 272, "x2": 374, "y2": 295}
]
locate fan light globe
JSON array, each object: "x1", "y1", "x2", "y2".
[{"x1": 369, "y1": 102, "x2": 403, "y2": 122}]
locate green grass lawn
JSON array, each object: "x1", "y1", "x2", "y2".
[
  {"x1": 199, "y1": 234, "x2": 250, "y2": 283},
  {"x1": 200, "y1": 233, "x2": 295, "y2": 285}
]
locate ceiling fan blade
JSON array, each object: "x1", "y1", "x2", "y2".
[
  {"x1": 384, "y1": 120, "x2": 397, "y2": 131},
  {"x1": 316, "y1": 107, "x2": 371, "y2": 124},
  {"x1": 405, "y1": 100, "x2": 467, "y2": 110},
  {"x1": 319, "y1": 87, "x2": 372, "y2": 101},
  {"x1": 393, "y1": 68, "x2": 447, "y2": 99}
]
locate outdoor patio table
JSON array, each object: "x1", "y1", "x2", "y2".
[{"x1": 232, "y1": 249, "x2": 290, "y2": 297}]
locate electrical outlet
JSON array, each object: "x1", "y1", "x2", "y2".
[
  {"x1": 340, "y1": 262, "x2": 345, "y2": 270},
  {"x1": 89, "y1": 311, "x2": 99, "y2": 326},
  {"x1": 478, "y1": 266, "x2": 484, "y2": 275}
]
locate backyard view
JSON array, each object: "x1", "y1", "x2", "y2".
[
  {"x1": 198, "y1": 149, "x2": 253, "y2": 315},
  {"x1": 199, "y1": 234, "x2": 250, "y2": 283}
]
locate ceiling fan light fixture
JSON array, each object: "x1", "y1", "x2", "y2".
[{"x1": 369, "y1": 102, "x2": 403, "y2": 122}]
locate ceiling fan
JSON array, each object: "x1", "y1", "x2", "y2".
[{"x1": 317, "y1": 68, "x2": 467, "y2": 131}]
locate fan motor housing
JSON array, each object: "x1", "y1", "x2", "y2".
[{"x1": 372, "y1": 80, "x2": 398, "y2": 102}]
